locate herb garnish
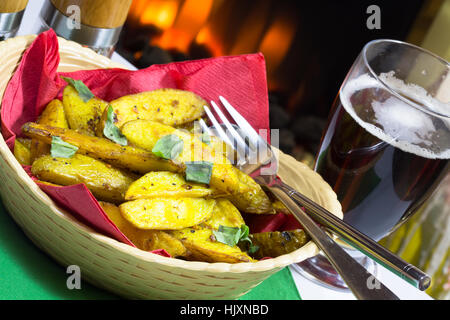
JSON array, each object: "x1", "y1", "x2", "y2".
[
  {"x1": 50, "y1": 136, "x2": 78, "y2": 158},
  {"x1": 61, "y1": 76, "x2": 94, "y2": 102},
  {"x1": 152, "y1": 134, "x2": 184, "y2": 160},
  {"x1": 185, "y1": 161, "x2": 213, "y2": 184},
  {"x1": 103, "y1": 105, "x2": 128, "y2": 146}
]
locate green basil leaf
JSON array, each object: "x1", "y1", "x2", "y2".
[
  {"x1": 103, "y1": 106, "x2": 128, "y2": 146},
  {"x1": 247, "y1": 243, "x2": 260, "y2": 254},
  {"x1": 152, "y1": 134, "x2": 184, "y2": 160},
  {"x1": 200, "y1": 132, "x2": 211, "y2": 145},
  {"x1": 212, "y1": 224, "x2": 257, "y2": 253},
  {"x1": 185, "y1": 161, "x2": 213, "y2": 184},
  {"x1": 240, "y1": 224, "x2": 249, "y2": 239},
  {"x1": 212, "y1": 225, "x2": 242, "y2": 247},
  {"x1": 50, "y1": 136, "x2": 78, "y2": 158},
  {"x1": 61, "y1": 76, "x2": 94, "y2": 102}
]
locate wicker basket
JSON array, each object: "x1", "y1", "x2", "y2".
[{"x1": 0, "y1": 35, "x2": 343, "y2": 300}]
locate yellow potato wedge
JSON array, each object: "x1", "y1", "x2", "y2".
[
  {"x1": 125, "y1": 171, "x2": 220, "y2": 200},
  {"x1": 171, "y1": 227, "x2": 254, "y2": 263},
  {"x1": 99, "y1": 202, "x2": 187, "y2": 257},
  {"x1": 17, "y1": 138, "x2": 32, "y2": 150},
  {"x1": 30, "y1": 99, "x2": 69, "y2": 163},
  {"x1": 119, "y1": 198, "x2": 215, "y2": 230},
  {"x1": 96, "y1": 88, "x2": 206, "y2": 136},
  {"x1": 202, "y1": 198, "x2": 245, "y2": 230},
  {"x1": 21, "y1": 122, "x2": 183, "y2": 174},
  {"x1": 62, "y1": 84, "x2": 108, "y2": 136},
  {"x1": 271, "y1": 199, "x2": 290, "y2": 214},
  {"x1": 31, "y1": 154, "x2": 136, "y2": 204},
  {"x1": 13, "y1": 138, "x2": 31, "y2": 165},
  {"x1": 121, "y1": 119, "x2": 241, "y2": 195},
  {"x1": 228, "y1": 168, "x2": 274, "y2": 214},
  {"x1": 238, "y1": 229, "x2": 310, "y2": 259}
]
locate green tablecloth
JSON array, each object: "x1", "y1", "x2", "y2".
[{"x1": 0, "y1": 199, "x2": 300, "y2": 300}]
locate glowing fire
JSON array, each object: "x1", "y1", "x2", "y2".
[
  {"x1": 153, "y1": 0, "x2": 214, "y2": 52},
  {"x1": 258, "y1": 17, "x2": 297, "y2": 77},
  {"x1": 139, "y1": 0, "x2": 179, "y2": 30},
  {"x1": 129, "y1": 0, "x2": 297, "y2": 87}
]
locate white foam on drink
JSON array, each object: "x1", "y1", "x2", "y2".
[{"x1": 340, "y1": 72, "x2": 450, "y2": 159}]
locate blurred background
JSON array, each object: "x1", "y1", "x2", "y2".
[
  {"x1": 115, "y1": 0, "x2": 449, "y2": 160},
  {"x1": 3, "y1": 0, "x2": 449, "y2": 299}
]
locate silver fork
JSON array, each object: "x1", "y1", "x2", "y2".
[{"x1": 202, "y1": 96, "x2": 401, "y2": 300}]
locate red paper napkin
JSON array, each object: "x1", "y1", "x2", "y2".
[{"x1": 1, "y1": 29, "x2": 297, "y2": 255}]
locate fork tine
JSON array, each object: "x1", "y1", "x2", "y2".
[
  {"x1": 209, "y1": 100, "x2": 249, "y2": 152},
  {"x1": 218, "y1": 96, "x2": 263, "y2": 147},
  {"x1": 198, "y1": 118, "x2": 212, "y2": 136},
  {"x1": 203, "y1": 106, "x2": 234, "y2": 147}
]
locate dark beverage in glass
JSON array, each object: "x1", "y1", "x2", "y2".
[
  {"x1": 294, "y1": 39, "x2": 450, "y2": 291},
  {"x1": 315, "y1": 81, "x2": 449, "y2": 241}
]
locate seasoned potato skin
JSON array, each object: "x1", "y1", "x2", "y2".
[
  {"x1": 31, "y1": 154, "x2": 136, "y2": 203},
  {"x1": 240, "y1": 229, "x2": 310, "y2": 260},
  {"x1": 21, "y1": 122, "x2": 183, "y2": 174},
  {"x1": 119, "y1": 198, "x2": 216, "y2": 230},
  {"x1": 125, "y1": 171, "x2": 219, "y2": 200},
  {"x1": 99, "y1": 202, "x2": 188, "y2": 257},
  {"x1": 227, "y1": 168, "x2": 274, "y2": 214},
  {"x1": 63, "y1": 85, "x2": 108, "y2": 136},
  {"x1": 13, "y1": 138, "x2": 31, "y2": 165},
  {"x1": 171, "y1": 227, "x2": 254, "y2": 263},
  {"x1": 202, "y1": 198, "x2": 245, "y2": 230},
  {"x1": 96, "y1": 88, "x2": 206, "y2": 136},
  {"x1": 30, "y1": 99, "x2": 69, "y2": 163},
  {"x1": 121, "y1": 120, "x2": 241, "y2": 195}
]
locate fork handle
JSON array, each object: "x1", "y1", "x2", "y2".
[
  {"x1": 285, "y1": 183, "x2": 431, "y2": 291},
  {"x1": 269, "y1": 183, "x2": 400, "y2": 300}
]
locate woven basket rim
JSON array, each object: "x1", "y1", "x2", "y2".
[{"x1": 0, "y1": 34, "x2": 342, "y2": 274}]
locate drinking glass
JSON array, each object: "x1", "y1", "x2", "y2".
[{"x1": 293, "y1": 39, "x2": 450, "y2": 290}]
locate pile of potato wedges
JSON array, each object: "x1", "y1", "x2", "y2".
[{"x1": 13, "y1": 78, "x2": 309, "y2": 263}]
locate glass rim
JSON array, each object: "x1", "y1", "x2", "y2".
[{"x1": 362, "y1": 39, "x2": 450, "y2": 119}]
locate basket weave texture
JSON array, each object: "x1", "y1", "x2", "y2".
[{"x1": 0, "y1": 35, "x2": 343, "y2": 300}]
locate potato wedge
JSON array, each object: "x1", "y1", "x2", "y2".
[
  {"x1": 171, "y1": 227, "x2": 254, "y2": 263},
  {"x1": 13, "y1": 138, "x2": 31, "y2": 165},
  {"x1": 119, "y1": 198, "x2": 215, "y2": 230},
  {"x1": 30, "y1": 99, "x2": 69, "y2": 163},
  {"x1": 239, "y1": 229, "x2": 310, "y2": 259},
  {"x1": 202, "y1": 198, "x2": 245, "y2": 230},
  {"x1": 96, "y1": 88, "x2": 206, "y2": 136},
  {"x1": 21, "y1": 122, "x2": 183, "y2": 174},
  {"x1": 31, "y1": 154, "x2": 136, "y2": 203},
  {"x1": 99, "y1": 202, "x2": 187, "y2": 257},
  {"x1": 228, "y1": 168, "x2": 274, "y2": 214},
  {"x1": 62, "y1": 84, "x2": 108, "y2": 136},
  {"x1": 121, "y1": 120, "x2": 241, "y2": 195},
  {"x1": 125, "y1": 171, "x2": 220, "y2": 200},
  {"x1": 17, "y1": 138, "x2": 31, "y2": 150}
]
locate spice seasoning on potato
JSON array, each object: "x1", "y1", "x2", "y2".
[
  {"x1": 125, "y1": 171, "x2": 219, "y2": 200},
  {"x1": 227, "y1": 167, "x2": 274, "y2": 214},
  {"x1": 62, "y1": 84, "x2": 108, "y2": 136},
  {"x1": 30, "y1": 99, "x2": 69, "y2": 163},
  {"x1": 121, "y1": 119, "x2": 241, "y2": 195},
  {"x1": 239, "y1": 229, "x2": 310, "y2": 260},
  {"x1": 13, "y1": 138, "x2": 31, "y2": 165},
  {"x1": 96, "y1": 88, "x2": 206, "y2": 135},
  {"x1": 171, "y1": 227, "x2": 254, "y2": 263},
  {"x1": 22, "y1": 122, "x2": 183, "y2": 174},
  {"x1": 202, "y1": 198, "x2": 245, "y2": 230},
  {"x1": 99, "y1": 201, "x2": 188, "y2": 257},
  {"x1": 119, "y1": 198, "x2": 215, "y2": 230},
  {"x1": 31, "y1": 154, "x2": 136, "y2": 204}
]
